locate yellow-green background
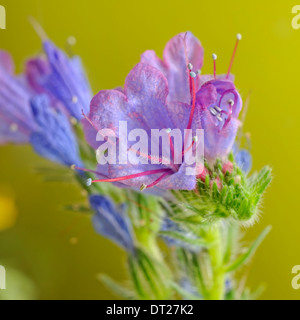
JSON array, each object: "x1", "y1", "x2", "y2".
[{"x1": 0, "y1": 0, "x2": 299, "y2": 300}]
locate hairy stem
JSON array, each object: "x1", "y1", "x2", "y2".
[{"x1": 206, "y1": 225, "x2": 225, "y2": 300}]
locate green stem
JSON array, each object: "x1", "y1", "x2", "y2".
[{"x1": 206, "y1": 225, "x2": 225, "y2": 300}]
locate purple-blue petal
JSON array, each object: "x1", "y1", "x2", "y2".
[
  {"x1": 196, "y1": 79, "x2": 242, "y2": 161},
  {"x1": 141, "y1": 32, "x2": 204, "y2": 104},
  {"x1": 235, "y1": 149, "x2": 252, "y2": 173},
  {"x1": 0, "y1": 51, "x2": 35, "y2": 144},
  {"x1": 89, "y1": 195, "x2": 134, "y2": 252},
  {"x1": 30, "y1": 95, "x2": 82, "y2": 167},
  {"x1": 42, "y1": 41, "x2": 92, "y2": 119}
]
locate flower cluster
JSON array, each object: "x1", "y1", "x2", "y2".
[
  {"x1": 0, "y1": 35, "x2": 91, "y2": 166},
  {"x1": 0, "y1": 28, "x2": 272, "y2": 300}
]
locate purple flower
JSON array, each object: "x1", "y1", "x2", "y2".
[
  {"x1": 0, "y1": 51, "x2": 36, "y2": 144},
  {"x1": 83, "y1": 63, "x2": 198, "y2": 191},
  {"x1": 89, "y1": 195, "x2": 134, "y2": 253},
  {"x1": 30, "y1": 95, "x2": 82, "y2": 167},
  {"x1": 140, "y1": 32, "x2": 243, "y2": 162},
  {"x1": 82, "y1": 32, "x2": 244, "y2": 191},
  {"x1": 140, "y1": 32, "x2": 204, "y2": 104},
  {"x1": 196, "y1": 79, "x2": 242, "y2": 161},
  {"x1": 0, "y1": 48, "x2": 83, "y2": 166},
  {"x1": 26, "y1": 40, "x2": 92, "y2": 120}
]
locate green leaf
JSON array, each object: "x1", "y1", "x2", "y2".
[
  {"x1": 136, "y1": 252, "x2": 161, "y2": 299},
  {"x1": 225, "y1": 226, "x2": 272, "y2": 273},
  {"x1": 128, "y1": 256, "x2": 147, "y2": 299},
  {"x1": 191, "y1": 254, "x2": 208, "y2": 299}
]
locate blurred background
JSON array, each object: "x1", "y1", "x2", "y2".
[{"x1": 0, "y1": 0, "x2": 299, "y2": 300}]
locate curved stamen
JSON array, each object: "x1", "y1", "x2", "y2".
[
  {"x1": 223, "y1": 102, "x2": 233, "y2": 128},
  {"x1": 88, "y1": 168, "x2": 173, "y2": 185},
  {"x1": 218, "y1": 89, "x2": 238, "y2": 116},
  {"x1": 144, "y1": 171, "x2": 173, "y2": 190}
]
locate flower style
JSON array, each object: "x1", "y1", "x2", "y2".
[
  {"x1": 0, "y1": 51, "x2": 36, "y2": 144},
  {"x1": 89, "y1": 195, "x2": 134, "y2": 253}
]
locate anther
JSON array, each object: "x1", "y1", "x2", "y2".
[
  {"x1": 212, "y1": 53, "x2": 217, "y2": 60},
  {"x1": 67, "y1": 36, "x2": 77, "y2": 46},
  {"x1": 70, "y1": 164, "x2": 76, "y2": 170},
  {"x1": 187, "y1": 63, "x2": 193, "y2": 70},
  {"x1": 189, "y1": 71, "x2": 197, "y2": 78},
  {"x1": 86, "y1": 178, "x2": 92, "y2": 187},
  {"x1": 197, "y1": 70, "x2": 202, "y2": 75},
  {"x1": 228, "y1": 99, "x2": 234, "y2": 106},
  {"x1": 210, "y1": 108, "x2": 218, "y2": 116},
  {"x1": 226, "y1": 33, "x2": 242, "y2": 79},
  {"x1": 166, "y1": 128, "x2": 172, "y2": 134},
  {"x1": 214, "y1": 106, "x2": 222, "y2": 113},
  {"x1": 193, "y1": 136, "x2": 198, "y2": 142},
  {"x1": 72, "y1": 96, "x2": 78, "y2": 103},
  {"x1": 216, "y1": 115, "x2": 223, "y2": 122},
  {"x1": 140, "y1": 184, "x2": 147, "y2": 192},
  {"x1": 70, "y1": 117, "x2": 77, "y2": 125}
]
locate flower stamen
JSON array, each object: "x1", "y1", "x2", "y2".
[
  {"x1": 186, "y1": 71, "x2": 196, "y2": 131},
  {"x1": 87, "y1": 168, "x2": 173, "y2": 185},
  {"x1": 141, "y1": 171, "x2": 173, "y2": 190},
  {"x1": 226, "y1": 33, "x2": 242, "y2": 79},
  {"x1": 212, "y1": 53, "x2": 217, "y2": 79},
  {"x1": 71, "y1": 165, "x2": 109, "y2": 178}
]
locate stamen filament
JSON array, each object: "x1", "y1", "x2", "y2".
[
  {"x1": 226, "y1": 34, "x2": 242, "y2": 79},
  {"x1": 166, "y1": 130, "x2": 175, "y2": 161},
  {"x1": 71, "y1": 165, "x2": 109, "y2": 178},
  {"x1": 212, "y1": 54, "x2": 217, "y2": 79},
  {"x1": 81, "y1": 110, "x2": 99, "y2": 132},
  {"x1": 127, "y1": 146, "x2": 178, "y2": 171},
  {"x1": 187, "y1": 77, "x2": 196, "y2": 131},
  {"x1": 145, "y1": 171, "x2": 173, "y2": 189},
  {"x1": 90, "y1": 168, "x2": 172, "y2": 184},
  {"x1": 182, "y1": 140, "x2": 195, "y2": 156}
]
